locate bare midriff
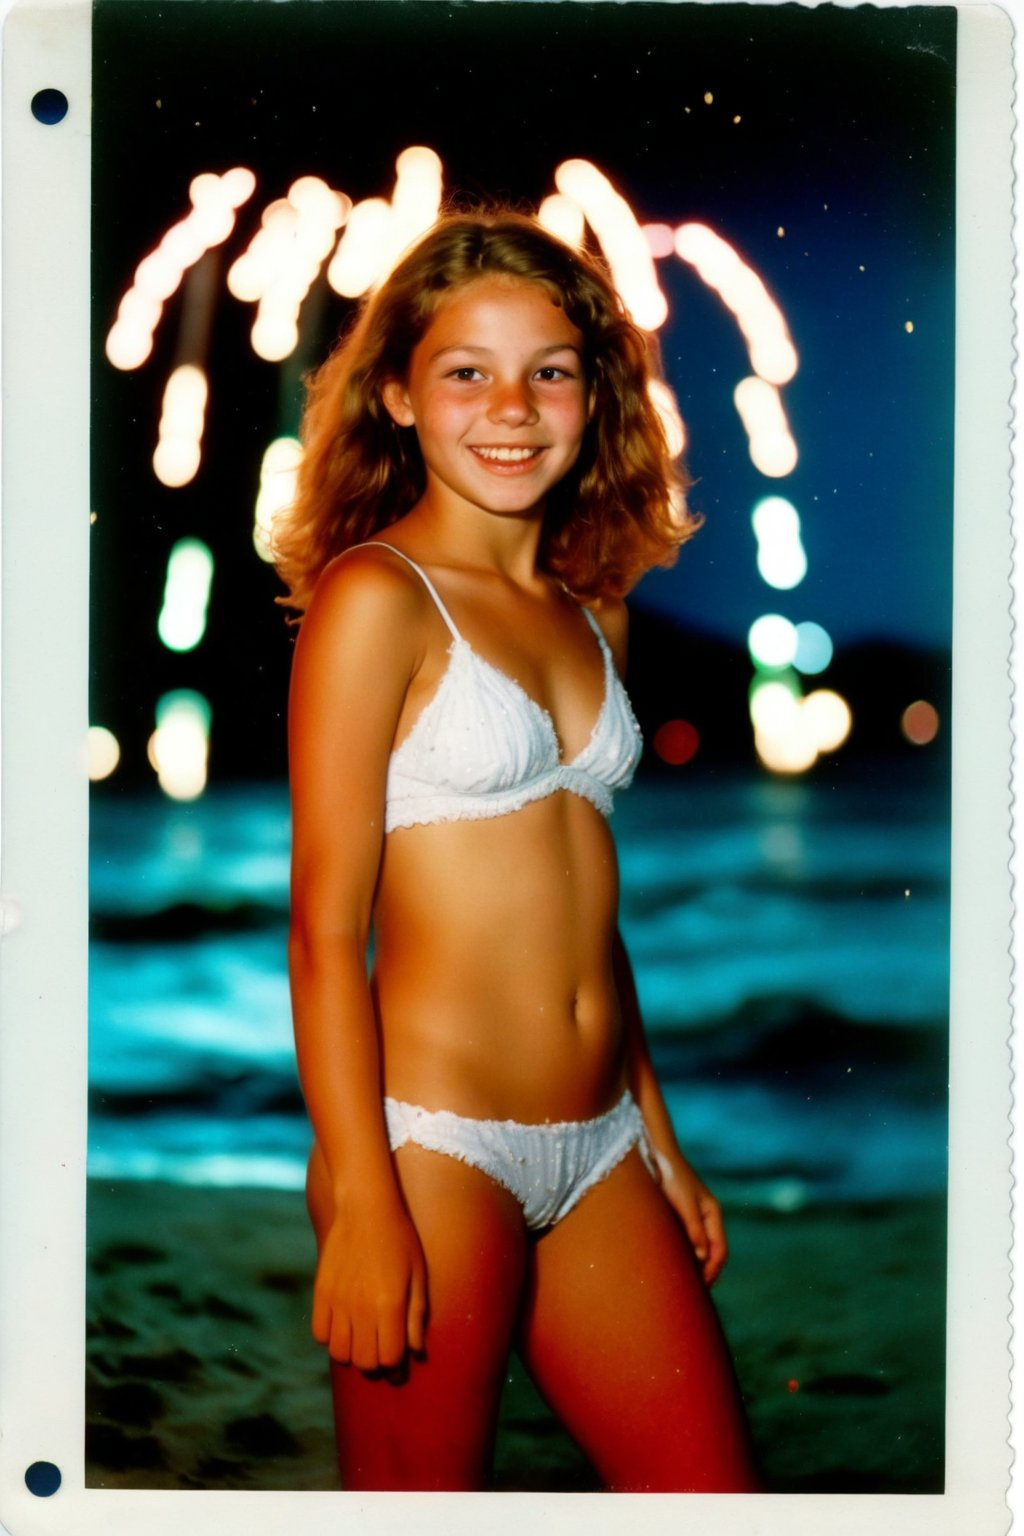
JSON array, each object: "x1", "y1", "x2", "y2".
[{"x1": 371, "y1": 790, "x2": 627, "y2": 1125}]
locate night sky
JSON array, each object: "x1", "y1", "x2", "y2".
[{"x1": 90, "y1": 1, "x2": 956, "y2": 779}]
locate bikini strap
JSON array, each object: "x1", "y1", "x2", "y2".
[
  {"x1": 346, "y1": 541, "x2": 463, "y2": 642},
  {"x1": 581, "y1": 604, "x2": 611, "y2": 654}
]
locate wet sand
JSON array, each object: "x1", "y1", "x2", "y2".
[{"x1": 86, "y1": 1179, "x2": 946, "y2": 1493}]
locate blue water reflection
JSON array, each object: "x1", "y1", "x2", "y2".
[{"x1": 89, "y1": 765, "x2": 949, "y2": 1207}]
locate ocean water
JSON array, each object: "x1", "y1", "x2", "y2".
[{"x1": 88, "y1": 763, "x2": 949, "y2": 1209}]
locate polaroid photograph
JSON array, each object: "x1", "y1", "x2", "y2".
[{"x1": 0, "y1": 1, "x2": 1014, "y2": 1532}]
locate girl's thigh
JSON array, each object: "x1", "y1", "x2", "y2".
[
  {"x1": 330, "y1": 1144, "x2": 528, "y2": 1491},
  {"x1": 517, "y1": 1150, "x2": 760, "y2": 1493}
]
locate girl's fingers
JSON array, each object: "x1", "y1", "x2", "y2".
[
  {"x1": 666, "y1": 1177, "x2": 729, "y2": 1283},
  {"x1": 350, "y1": 1315, "x2": 384, "y2": 1373},
  {"x1": 407, "y1": 1267, "x2": 429, "y2": 1355},
  {"x1": 659, "y1": 1179, "x2": 705, "y2": 1260},
  {"x1": 702, "y1": 1199, "x2": 728, "y2": 1262},
  {"x1": 318, "y1": 1284, "x2": 427, "y2": 1370},
  {"x1": 329, "y1": 1313, "x2": 354, "y2": 1366},
  {"x1": 698, "y1": 1197, "x2": 729, "y2": 1284},
  {"x1": 311, "y1": 1287, "x2": 332, "y2": 1346},
  {"x1": 677, "y1": 1197, "x2": 710, "y2": 1264},
  {"x1": 375, "y1": 1310, "x2": 408, "y2": 1371}
]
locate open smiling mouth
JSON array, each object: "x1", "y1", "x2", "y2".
[{"x1": 469, "y1": 446, "x2": 545, "y2": 467}]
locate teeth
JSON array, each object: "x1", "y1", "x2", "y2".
[{"x1": 472, "y1": 446, "x2": 539, "y2": 463}]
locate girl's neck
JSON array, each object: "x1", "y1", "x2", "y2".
[{"x1": 397, "y1": 495, "x2": 546, "y2": 583}]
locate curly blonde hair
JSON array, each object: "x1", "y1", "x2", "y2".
[{"x1": 273, "y1": 210, "x2": 697, "y2": 615}]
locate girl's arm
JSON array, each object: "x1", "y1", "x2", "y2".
[
  {"x1": 614, "y1": 934, "x2": 728, "y2": 1285},
  {"x1": 593, "y1": 594, "x2": 727, "y2": 1286},
  {"x1": 287, "y1": 550, "x2": 429, "y2": 1370}
]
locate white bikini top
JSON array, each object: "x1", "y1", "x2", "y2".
[{"x1": 353, "y1": 544, "x2": 643, "y2": 832}]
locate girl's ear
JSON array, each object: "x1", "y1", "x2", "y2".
[{"x1": 381, "y1": 379, "x2": 415, "y2": 428}]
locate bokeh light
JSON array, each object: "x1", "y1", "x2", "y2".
[
  {"x1": 158, "y1": 538, "x2": 215, "y2": 651},
  {"x1": 749, "y1": 674, "x2": 801, "y2": 734},
  {"x1": 653, "y1": 719, "x2": 700, "y2": 766},
  {"x1": 674, "y1": 221, "x2": 798, "y2": 385},
  {"x1": 734, "y1": 377, "x2": 799, "y2": 477},
  {"x1": 751, "y1": 495, "x2": 807, "y2": 589},
  {"x1": 641, "y1": 222, "x2": 676, "y2": 258},
  {"x1": 87, "y1": 726, "x2": 121, "y2": 781},
  {"x1": 254, "y1": 436, "x2": 304, "y2": 562},
  {"x1": 803, "y1": 689, "x2": 852, "y2": 752},
  {"x1": 388, "y1": 145, "x2": 445, "y2": 268},
  {"x1": 750, "y1": 679, "x2": 852, "y2": 773},
  {"x1": 149, "y1": 690, "x2": 211, "y2": 801},
  {"x1": 326, "y1": 146, "x2": 444, "y2": 300},
  {"x1": 537, "y1": 193, "x2": 586, "y2": 248},
  {"x1": 666, "y1": 485, "x2": 689, "y2": 528},
  {"x1": 230, "y1": 177, "x2": 351, "y2": 361},
  {"x1": 153, "y1": 365, "x2": 208, "y2": 488},
  {"x1": 327, "y1": 196, "x2": 395, "y2": 298},
  {"x1": 227, "y1": 200, "x2": 292, "y2": 303},
  {"x1": 554, "y1": 158, "x2": 669, "y2": 330},
  {"x1": 793, "y1": 621, "x2": 834, "y2": 675},
  {"x1": 105, "y1": 151, "x2": 808, "y2": 770},
  {"x1": 647, "y1": 377, "x2": 687, "y2": 458},
  {"x1": 754, "y1": 712, "x2": 818, "y2": 775},
  {"x1": 901, "y1": 700, "x2": 940, "y2": 745},
  {"x1": 748, "y1": 614, "x2": 798, "y2": 669},
  {"x1": 106, "y1": 167, "x2": 256, "y2": 370}
]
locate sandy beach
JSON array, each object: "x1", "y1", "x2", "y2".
[{"x1": 86, "y1": 1179, "x2": 945, "y2": 1493}]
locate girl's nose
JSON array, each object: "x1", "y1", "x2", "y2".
[{"x1": 487, "y1": 381, "x2": 538, "y2": 425}]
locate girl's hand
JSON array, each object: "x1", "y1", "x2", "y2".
[
  {"x1": 652, "y1": 1148, "x2": 728, "y2": 1287},
  {"x1": 312, "y1": 1198, "x2": 428, "y2": 1372}
]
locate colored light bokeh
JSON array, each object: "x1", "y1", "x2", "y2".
[
  {"x1": 537, "y1": 193, "x2": 587, "y2": 248},
  {"x1": 106, "y1": 167, "x2": 256, "y2": 370},
  {"x1": 748, "y1": 614, "x2": 798, "y2": 669},
  {"x1": 555, "y1": 159, "x2": 668, "y2": 330},
  {"x1": 102, "y1": 148, "x2": 838, "y2": 778},
  {"x1": 901, "y1": 700, "x2": 940, "y2": 746},
  {"x1": 653, "y1": 719, "x2": 700, "y2": 766},
  {"x1": 158, "y1": 538, "x2": 214, "y2": 652},
  {"x1": 153, "y1": 365, "x2": 208, "y2": 488},
  {"x1": 87, "y1": 726, "x2": 121, "y2": 782},
  {"x1": 803, "y1": 689, "x2": 853, "y2": 753},
  {"x1": 751, "y1": 496, "x2": 807, "y2": 590},
  {"x1": 647, "y1": 377, "x2": 687, "y2": 460},
  {"x1": 674, "y1": 221, "x2": 798, "y2": 386},
  {"x1": 749, "y1": 675, "x2": 853, "y2": 773},
  {"x1": 149, "y1": 690, "x2": 212, "y2": 801},
  {"x1": 327, "y1": 147, "x2": 443, "y2": 300},
  {"x1": 733, "y1": 377, "x2": 799, "y2": 478},
  {"x1": 254, "y1": 436, "x2": 304, "y2": 563},
  {"x1": 793, "y1": 622, "x2": 833, "y2": 676},
  {"x1": 229, "y1": 176, "x2": 351, "y2": 362}
]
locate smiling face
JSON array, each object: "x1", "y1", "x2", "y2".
[{"x1": 381, "y1": 277, "x2": 590, "y2": 524}]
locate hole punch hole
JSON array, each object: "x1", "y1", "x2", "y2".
[
  {"x1": 24, "y1": 1461, "x2": 61, "y2": 1497},
  {"x1": 31, "y1": 88, "x2": 69, "y2": 125}
]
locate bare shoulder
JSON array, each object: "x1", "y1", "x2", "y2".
[
  {"x1": 288, "y1": 544, "x2": 433, "y2": 824},
  {"x1": 584, "y1": 594, "x2": 630, "y2": 675},
  {"x1": 296, "y1": 543, "x2": 434, "y2": 675},
  {"x1": 305, "y1": 544, "x2": 427, "y2": 635}
]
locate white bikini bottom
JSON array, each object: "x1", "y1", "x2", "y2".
[{"x1": 383, "y1": 1089, "x2": 656, "y2": 1232}]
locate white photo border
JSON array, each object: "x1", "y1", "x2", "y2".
[{"x1": 0, "y1": 2, "x2": 1014, "y2": 1532}]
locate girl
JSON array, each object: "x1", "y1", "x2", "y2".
[{"x1": 276, "y1": 210, "x2": 759, "y2": 1493}]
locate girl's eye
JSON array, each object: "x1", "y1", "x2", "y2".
[
  {"x1": 535, "y1": 366, "x2": 575, "y2": 382},
  {"x1": 449, "y1": 366, "x2": 484, "y2": 381}
]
